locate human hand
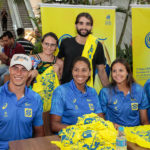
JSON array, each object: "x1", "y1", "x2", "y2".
[
  {"x1": 26, "y1": 70, "x2": 38, "y2": 87},
  {"x1": 113, "y1": 123, "x2": 120, "y2": 130},
  {"x1": 53, "y1": 64, "x2": 59, "y2": 74}
]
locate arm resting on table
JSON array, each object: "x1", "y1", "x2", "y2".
[{"x1": 50, "y1": 114, "x2": 68, "y2": 133}]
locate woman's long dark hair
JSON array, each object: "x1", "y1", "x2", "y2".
[{"x1": 110, "y1": 58, "x2": 135, "y2": 89}]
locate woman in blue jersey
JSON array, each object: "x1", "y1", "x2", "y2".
[
  {"x1": 50, "y1": 56, "x2": 103, "y2": 133},
  {"x1": 99, "y1": 58, "x2": 149, "y2": 127}
]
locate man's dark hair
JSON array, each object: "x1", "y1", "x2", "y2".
[
  {"x1": 17, "y1": 28, "x2": 25, "y2": 36},
  {"x1": 3, "y1": 31, "x2": 14, "y2": 39},
  {"x1": 75, "y1": 12, "x2": 93, "y2": 26}
]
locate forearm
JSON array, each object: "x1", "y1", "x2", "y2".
[
  {"x1": 140, "y1": 109, "x2": 149, "y2": 125},
  {"x1": 98, "y1": 68, "x2": 109, "y2": 87},
  {"x1": 97, "y1": 113, "x2": 105, "y2": 119},
  {"x1": 50, "y1": 121, "x2": 68, "y2": 133},
  {"x1": 33, "y1": 126, "x2": 45, "y2": 137}
]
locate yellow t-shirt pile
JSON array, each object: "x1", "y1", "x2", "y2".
[{"x1": 51, "y1": 113, "x2": 150, "y2": 150}]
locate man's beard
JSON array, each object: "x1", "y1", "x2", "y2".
[{"x1": 77, "y1": 29, "x2": 92, "y2": 37}]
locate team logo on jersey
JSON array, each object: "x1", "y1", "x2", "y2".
[
  {"x1": 75, "y1": 105, "x2": 78, "y2": 110},
  {"x1": 131, "y1": 103, "x2": 138, "y2": 110},
  {"x1": 4, "y1": 111, "x2": 8, "y2": 117},
  {"x1": 89, "y1": 103, "x2": 94, "y2": 111},
  {"x1": 2, "y1": 103, "x2": 8, "y2": 110},
  {"x1": 114, "y1": 107, "x2": 118, "y2": 111},
  {"x1": 24, "y1": 108, "x2": 32, "y2": 117}
]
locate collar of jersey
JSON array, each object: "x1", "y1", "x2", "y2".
[
  {"x1": 4, "y1": 81, "x2": 28, "y2": 97},
  {"x1": 70, "y1": 79, "x2": 88, "y2": 97}
]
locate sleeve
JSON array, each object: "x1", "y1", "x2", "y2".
[
  {"x1": 139, "y1": 85, "x2": 150, "y2": 110},
  {"x1": 33, "y1": 94, "x2": 43, "y2": 126},
  {"x1": 50, "y1": 87, "x2": 65, "y2": 116},
  {"x1": 144, "y1": 80, "x2": 150, "y2": 103},
  {"x1": 94, "y1": 41, "x2": 106, "y2": 65},
  {"x1": 58, "y1": 39, "x2": 65, "y2": 59},
  {"x1": 92, "y1": 89, "x2": 103, "y2": 114},
  {"x1": 98, "y1": 88, "x2": 109, "y2": 114}
]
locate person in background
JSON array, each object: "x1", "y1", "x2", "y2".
[
  {"x1": 99, "y1": 58, "x2": 149, "y2": 128},
  {"x1": 1, "y1": 8, "x2": 8, "y2": 31},
  {"x1": 0, "y1": 54, "x2": 44, "y2": 150},
  {"x1": 50, "y1": 56, "x2": 104, "y2": 133},
  {"x1": 16, "y1": 28, "x2": 34, "y2": 55},
  {"x1": 0, "y1": 35, "x2": 4, "y2": 52},
  {"x1": 27, "y1": 32, "x2": 63, "y2": 86},
  {"x1": 144, "y1": 79, "x2": 150, "y2": 122},
  {"x1": 0, "y1": 31, "x2": 25, "y2": 85},
  {"x1": 32, "y1": 28, "x2": 42, "y2": 54},
  {"x1": 27, "y1": 32, "x2": 63, "y2": 113},
  {"x1": 57, "y1": 12, "x2": 109, "y2": 87}
]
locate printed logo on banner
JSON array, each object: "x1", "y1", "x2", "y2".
[
  {"x1": 145, "y1": 32, "x2": 150, "y2": 48},
  {"x1": 105, "y1": 15, "x2": 111, "y2": 25},
  {"x1": 58, "y1": 34, "x2": 72, "y2": 48}
]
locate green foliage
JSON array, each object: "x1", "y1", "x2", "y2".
[{"x1": 116, "y1": 44, "x2": 133, "y2": 71}]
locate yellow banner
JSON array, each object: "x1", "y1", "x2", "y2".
[
  {"x1": 40, "y1": 4, "x2": 116, "y2": 93},
  {"x1": 132, "y1": 6, "x2": 150, "y2": 86}
]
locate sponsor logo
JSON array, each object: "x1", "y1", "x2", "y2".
[
  {"x1": 2, "y1": 103, "x2": 8, "y2": 110},
  {"x1": 113, "y1": 99, "x2": 117, "y2": 104},
  {"x1": 25, "y1": 103, "x2": 31, "y2": 106}
]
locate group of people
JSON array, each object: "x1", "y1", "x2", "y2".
[{"x1": 0, "y1": 12, "x2": 149, "y2": 150}]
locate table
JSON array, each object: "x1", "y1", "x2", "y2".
[
  {"x1": 9, "y1": 135, "x2": 60, "y2": 150},
  {"x1": 9, "y1": 135, "x2": 150, "y2": 150}
]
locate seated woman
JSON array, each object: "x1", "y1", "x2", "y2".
[
  {"x1": 99, "y1": 58, "x2": 149, "y2": 127},
  {"x1": 144, "y1": 79, "x2": 150, "y2": 121},
  {"x1": 27, "y1": 32, "x2": 63, "y2": 112},
  {"x1": 50, "y1": 56, "x2": 103, "y2": 133}
]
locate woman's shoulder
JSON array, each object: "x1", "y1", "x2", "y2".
[
  {"x1": 54, "y1": 82, "x2": 71, "y2": 92},
  {"x1": 144, "y1": 79, "x2": 150, "y2": 86},
  {"x1": 30, "y1": 53, "x2": 42, "y2": 60},
  {"x1": 132, "y1": 83, "x2": 144, "y2": 92}
]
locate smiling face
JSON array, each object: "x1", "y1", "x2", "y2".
[
  {"x1": 76, "y1": 16, "x2": 92, "y2": 37},
  {"x1": 9, "y1": 64, "x2": 29, "y2": 87},
  {"x1": 42, "y1": 36, "x2": 57, "y2": 55},
  {"x1": 111, "y1": 62, "x2": 128, "y2": 86},
  {"x1": 72, "y1": 60, "x2": 91, "y2": 88}
]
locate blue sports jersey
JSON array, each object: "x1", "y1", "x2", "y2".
[
  {"x1": 50, "y1": 79, "x2": 102, "y2": 125},
  {"x1": 0, "y1": 82, "x2": 43, "y2": 150},
  {"x1": 144, "y1": 79, "x2": 150, "y2": 121},
  {"x1": 99, "y1": 83, "x2": 149, "y2": 127}
]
